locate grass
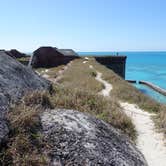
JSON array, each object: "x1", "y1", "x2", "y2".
[
  {"x1": 35, "y1": 65, "x2": 65, "y2": 78},
  {"x1": 17, "y1": 57, "x2": 30, "y2": 66},
  {"x1": 154, "y1": 105, "x2": 166, "y2": 134},
  {"x1": 89, "y1": 58, "x2": 166, "y2": 136},
  {"x1": 0, "y1": 94, "x2": 51, "y2": 165},
  {"x1": 58, "y1": 59, "x2": 104, "y2": 93}
]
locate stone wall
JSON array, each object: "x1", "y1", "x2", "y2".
[{"x1": 95, "y1": 56, "x2": 127, "y2": 78}]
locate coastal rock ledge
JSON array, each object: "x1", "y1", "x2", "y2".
[{"x1": 41, "y1": 109, "x2": 147, "y2": 166}]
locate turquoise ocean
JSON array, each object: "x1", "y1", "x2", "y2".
[{"x1": 78, "y1": 52, "x2": 166, "y2": 104}]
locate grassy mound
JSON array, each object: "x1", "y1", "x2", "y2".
[{"x1": 58, "y1": 59, "x2": 104, "y2": 93}]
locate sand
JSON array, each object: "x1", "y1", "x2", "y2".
[
  {"x1": 95, "y1": 71, "x2": 112, "y2": 97},
  {"x1": 83, "y1": 61, "x2": 88, "y2": 64},
  {"x1": 121, "y1": 102, "x2": 166, "y2": 166}
]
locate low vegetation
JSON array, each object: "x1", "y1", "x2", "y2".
[
  {"x1": 0, "y1": 95, "x2": 51, "y2": 165},
  {"x1": 58, "y1": 59, "x2": 103, "y2": 93},
  {"x1": 35, "y1": 65, "x2": 65, "y2": 78},
  {"x1": 89, "y1": 58, "x2": 166, "y2": 136},
  {"x1": 154, "y1": 105, "x2": 166, "y2": 134},
  {"x1": 17, "y1": 57, "x2": 30, "y2": 66}
]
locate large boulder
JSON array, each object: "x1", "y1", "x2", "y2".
[
  {"x1": 5, "y1": 49, "x2": 27, "y2": 58},
  {"x1": 0, "y1": 51, "x2": 50, "y2": 144},
  {"x1": 30, "y1": 46, "x2": 79, "y2": 68},
  {"x1": 41, "y1": 109, "x2": 148, "y2": 166}
]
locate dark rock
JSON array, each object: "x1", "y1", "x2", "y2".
[
  {"x1": 30, "y1": 46, "x2": 79, "y2": 68},
  {"x1": 5, "y1": 49, "x2": 27, "y2": 58},
  {"x1": 0, "y1": 51, "x2": 50, "y2": 145},
  {"x1": 41, "y1": 109, "x2": 148, "y2": 166}
]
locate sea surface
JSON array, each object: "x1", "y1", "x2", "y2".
[{"x1": 78, "y1": 51, "x2": 166, "y2": 104}]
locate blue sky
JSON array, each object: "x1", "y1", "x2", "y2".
[{"x1": 0, "y1": 0, "x2": 166, "y2": 51}]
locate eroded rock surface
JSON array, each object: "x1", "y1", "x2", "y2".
[
  {"x1": 41, "y1": 109, "x2": 148, "y2": 166},
  {"x1": 0, "y1": 51, "x2": 50, "y2": 144}
]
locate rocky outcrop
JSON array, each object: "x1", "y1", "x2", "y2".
[
  {"x1": 0, "y1": 51, "x2": 50, "y2": 145},
  {"x1": 30, "y1": 46, "x2": 79, "y2": 68},
  {"x1": 41, "y1": 109, "x2": 148, "y2": 166},
  {"x1": 5, "y1": 49, "x2": 27, "y2": 58}
]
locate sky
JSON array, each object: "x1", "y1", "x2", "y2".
[{"x1": 0, "y1": 0, "x2": 166, "y2": 52}]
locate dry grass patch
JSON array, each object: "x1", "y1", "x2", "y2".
[
  {"x1": 23, "y1": 91, "x2": 53, "y2": 109},
  {"x1": 154, "y1": 105, "x2": 166, "y2": 135},
  {"x1": 58, "y1": 59, "x2": 103, "y2": 93},
  {"x1": 0, "y1": 91, "x2": 53, "y2": 166},
  {"x1": 0, "y1": 106, "x2": 48, "y2": 166},
  {"x1": 17, "y1": 57, "x2": 30, "y2": 66}
]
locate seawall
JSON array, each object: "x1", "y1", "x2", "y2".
[
  {"x1": 139, "y1": 81, "x2": 166, "y2": 96},
  {"x1": 126, "y1": 80, "x2": 137, "y2": 83}
]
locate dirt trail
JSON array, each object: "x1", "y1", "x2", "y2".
[
  {"x1": 95, "y1": 71, "x2": 112, "y2": 97},
  {"x1": 91, "y1": 65, "x2": 166, "y2": 166},
  {"x1": 121, "y1": 102, "x2": 166, "y2": 166}
]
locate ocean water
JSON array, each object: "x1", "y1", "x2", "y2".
[{"x1": 78, "y1": 51, "x2": 166, "y2": 104}]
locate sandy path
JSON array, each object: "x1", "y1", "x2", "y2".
[
  {"x1": 83, "y1": 61, "x2": 88, "y2": 64},
  {"x1": 91, "y1": 65, "x2": 166, "y2": 166},
  {"x1": 88, "y1": 65, "x2": 112, "y2": 96},
  {"x1": 121, "y1": 102, "x2": 166, "y2": 166},
  {"x1": 95, "y1": 72, "x2": 112, "y2": 97}
]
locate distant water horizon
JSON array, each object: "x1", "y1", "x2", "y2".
[{"x1": 78, "y1": 51, "x2": 166, "y2": 103}]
